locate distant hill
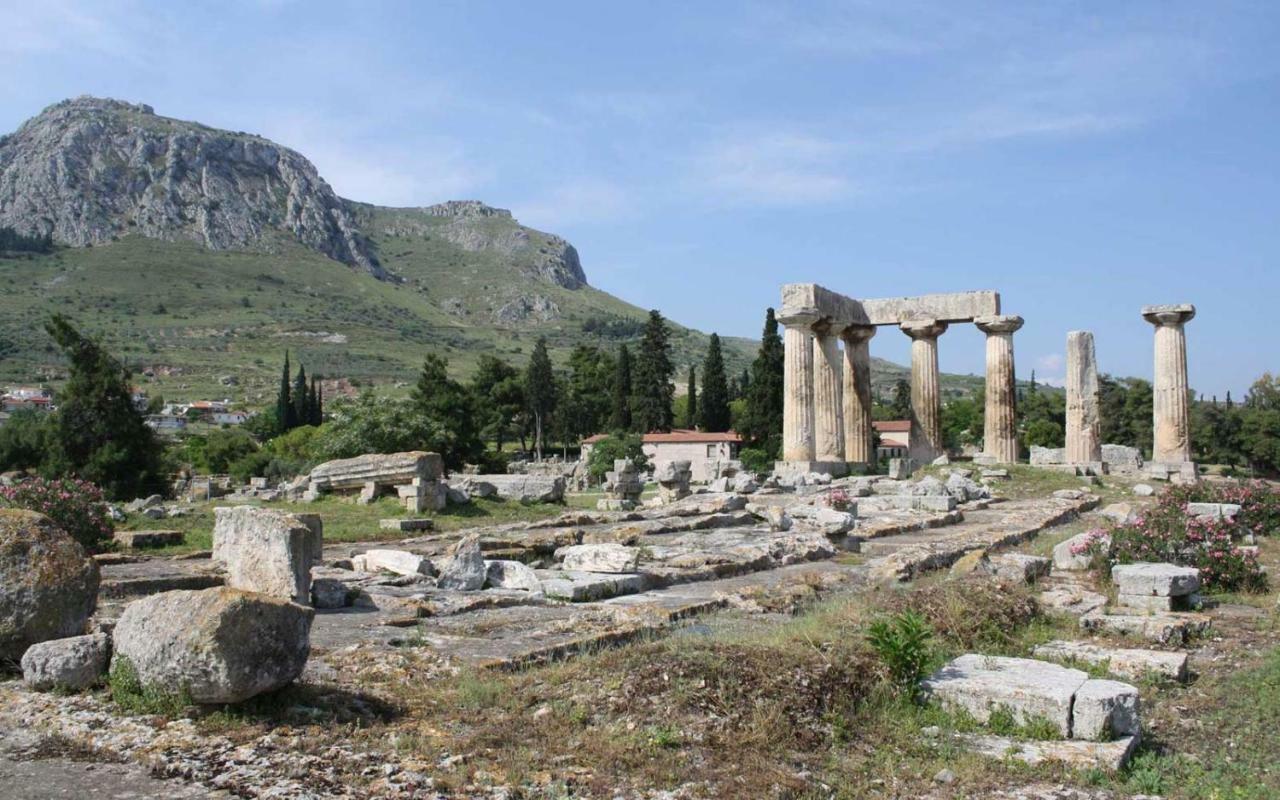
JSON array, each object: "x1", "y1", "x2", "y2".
[{"x1": 0, "y1": 97, "x2": 987, "y2": 404}]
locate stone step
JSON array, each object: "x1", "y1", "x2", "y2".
[{"x1": 1032, "y1": 640, "x2": 1189, "y2": 682}]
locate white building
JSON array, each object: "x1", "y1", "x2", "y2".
[{"x1": 581, "y1": 429, "x2": 743, "y2": 482}]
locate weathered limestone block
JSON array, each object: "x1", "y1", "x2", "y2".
[
  {"x1": 557, "y1": 543, "x2": 641, "y2": 574},
  {"x1": 731, "y1": 472, "x2": 759, "y2": 494},
  {"x1": 764, "y1": 506, "x2": 793, "y2": 532},
  {"x1": 21, "y1": 632, "x2": 111, "y2": 691},
  {"x1": 398, "y1": 478, "x2": 448, "y2": 513},
  {"x1": 480, "y1": 474, "x2": 566, "y2": 503},
  {"x1": 453, "y1": 477, "x2": 498, "y2": 499},
  {"x1": 485, "y1": 560, "x2": 543, "y2": 593},
  {"x1": 922, "y1": 655, "x2": 1086, "y2": 738},
  {"x1": 308, "y1": 451, "x2": 443, "y2": 493},
  {"x1": 0, "y1": 509, "x2": 99, "y2": 663},
  {"x1": 310, "y1": 578, "x2": 351, "y2": 609},
  {"x1": 112, "y1": 529, "x2": 184, "y2": 549},
  {"x1": 539, "y1": 571, "x2": 647, "y2": 602},
  {"x1": 1073, "y1": 679, "x2": 1141, "y2": 740},
  {"x1": 1032, "y1": 640, "x2": 1188, "y2": 682},
  {"x1": 812, "y1": 507, "x2": 856, "y2": 536},
  {"x1": 1080, "y1": 609, "x2": 1211, "y2": 645},
  {"x1": 1114, "y1": 594, "x2": 1177, "y2": 613},
  {"x1": 955, "y1": 732, "x2": 1140, "y2": 772},
  {"x1": 1098, "y1": 502, "x2": 1138, "y2": 525},
  {"x1": 887, "y1": 458, "x2": 913, "y2": 480},
  {"x1": 111, "y1": 587, "x2": 313, "y2": 704},
  {"x1": 1030, "y1": 446, "x2": 1067, "y2": 466},
  {"x1": 355, "y1": 549, "x2": 436, "y2": 577},
  {"x1": 1185, "y1": 502, "x2": 1241, "y2": 521},
  {"x1": 1102, "y1": 444, "x2": 1144, "y2": 473},
  {"x1": 379, "y1": 518, "x2": 434, "y2": 533},
  {"x1": 653, "y1": 459, "x2": 693, "y2": 503},
  {"x1": 989, "y1": 553, "x2": 1051, "y2": 583},
  {"x1": 438, "y1": 534, "x2": 486, "y2": 591},
  {"x1": 212, "y1": 507, "x2": 322, "y2": 604},
  {"x1": 1111, "y1": 563, "x2": 1199, "y2": 597},
  {"x1": 1052, "y1": 531, "x2": 1108, "y2": 571}
]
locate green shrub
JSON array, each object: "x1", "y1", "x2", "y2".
[
  {"x1": 0, "y1": 476, "x2": 113, "y2": 552},
  {"x1": 866, "y1": 609, "x2": 933, "y2": 697},
  {"x1": 739, "y1": 447, "x2": 774, "y2": 475},
  {"x1": 586, "y1": 433, "x2": 647, "y2": 483},
  {"x1": 108, "y1": 655, "x2": 191, "y2": 716}
]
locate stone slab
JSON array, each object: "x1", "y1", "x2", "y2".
[
  {"x1": 921, "y1": 655, "x2": 1087, "y2": 738},
  {"x1": 781, "y1": 283, "x2": 999, "y2": 327},
  {"x1": 112, "y1": 530, "x2": 184, "y2": 549},
  {"x1": 1111, "y1": 563, "x2": 1200, "y2": 597},
  {"x1": 990, "y1": 553, "x2": 1052, "y2": 583},
  {"x1": 1073, "y1": 679, "x2": 1141, "y2": 740},
  {"x1": 955, "y1": 733, "x2": 1139, "y2": 772},
  {"x1": 1080, "y1": 610, "x2": 1211, "y2": 645},
  {"x1": 1032, "y1": 640, "x2": 1188, "y2": 682},
  {"x1": 379, "y1": 518, "x2": 434, "y2": 532},
  {"x1": 538, "y1": 570, "x2": 649, "y2": 602}
]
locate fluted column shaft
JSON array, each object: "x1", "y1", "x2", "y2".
[
  {"x1": 811, "y1": 322, "x2": 845, "y2": 463},
  {"x1": 841, "y1": 325, "x2": 877, "y2": 466},
  {"x1": 780, "y1": 317, "x2": 817, "y2": 462},
  {"x1": 1143, "y1": 304, "x2": 1195, "y2": 463},
  {"x1": 1065, "y1": 330, "x2": 1102, "y2": 464},
  {"x1": 900, "y1": 319, "x2": 948, "y2": 463},
  {"x1": 975, "y1": 315, "x2": 1023, "y2": 464}
]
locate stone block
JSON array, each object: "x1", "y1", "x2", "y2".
[
  {"x1": 1111, "y1": 563, "x2": 1199, "y2": 597},
  {"x1": 1186, "y1": 502, "x2": 1241, "y2": 521},
  {"x1": 764, "y1": 506, "x2": 792, "y2": 532},
  {"x1": 1101, "y1": 444, "x2": 1144, "y2": 472},
  {"x1": 356, "y1": 549, "x2": 435, "y2": 577},
  {"x1": 981, "y1": 469, "x2": 1010, "y2": 480},
  {"x1": 379, "y1": 518, "x2": 434, "y2": 532},
  {"x1": 989, "y1": 553, "x2": 1051, "y2": 583},
  {"x1": 485, "y1": 560, "x2": 543, "y2": 593},
  {"x1": 1098, "y1": 503, "x2": 1137, "y2": 525},
  {"x1": 596, "y1": 498, "x2": 636, "y2": 511},
  {"x1": 557, "y1": 543, "x2": 641, "y2": 573},
  {"x1": 310, "y1": 578, "x2": 351, "y2": 609},
  {"x1": 922, "y1": 655, "x2": 1086, "y2": 738},
  {"x1": 1133, "y1": 484, "x2": 1155, "y2": 497},
  {"x1": 1113, "y1": 594, "x2": 1174, "y2": 613},
  {"x1": 112, "y1": 529, "x2": 184, "y2": 549},
  {"x1": 309, "y1": 451, "x2": 444, "y2": 492},
  {"x1": 538, "y1": 570, "x2": 648, "y2": 602},
  {"x1": 1072, "y1": 679, "x2": 1141, "y2": 740},
  {"x1": 1030, "y1": 446, "x2": 1067, "y2": 466},
  {"x1": 438, "y1": 534, "x2": 486, "y2": 591},
  {"x1": 477, "y1": 474, "x2": 566, "y2": 503},
  {"x1": 1031, "y1": 640, "x2": 1188, "y2": 683},
  {"x1": 956, "y1": 733, "x2": 1139, "y2": 772},
  {"x1": 1052, "y1": 531, "x2": 1108, "y2": 571},
  {"x1": 213, "y1": 507, "x2": 321, "y2": 604},
  {"x1": 21, "y1": 633, "x2": 111, "y2": 691},
  {"x1": 1080, "y1": 609, "x2": 1211, "y2": 644},
  {"x1": 887, "y1": 458, "x2": 914, "y2": 480}
]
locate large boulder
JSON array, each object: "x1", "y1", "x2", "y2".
[
  {"x1": 212, "y1": 507, "x2": 322, "y2": 604},
  {"x1": 437, "y1": 534, "x2": 486, "y2": 591},
  {"x1": 0, "y1": 509, "x2": 100, "y2": 664},
  {"x1": 111, "y1": 587, "x2": 313, "y2": 705},
  {"x1": 21, "y1": 632, "x2": 111, "y2": 691}
]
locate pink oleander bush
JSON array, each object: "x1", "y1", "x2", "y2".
[
  {"x1": 1168, "y1": 480, "x2": 1280, "y2": 540},
  {"x1": 1100, "y1": 484, "x2": 1271, "y2": 593},
  {"x1": 0, "y1": 476, "x2": 113, "y2": 552},
  {"x1": 826, "y1": 487, "x2": 853, "y2": 512}
]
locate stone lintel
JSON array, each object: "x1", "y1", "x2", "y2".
[{"x1": 781, "y1": 283, "x2": 1000, "y2": 328}]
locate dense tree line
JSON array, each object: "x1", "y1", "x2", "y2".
[{"x1": 0, "y1": 226, "x2": 54, "y2": 254}]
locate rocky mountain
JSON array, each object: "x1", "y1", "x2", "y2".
[{"x1": 0, "y1": 97, "x2": 385, "y2": 278}]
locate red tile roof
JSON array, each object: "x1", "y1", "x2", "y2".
[
  {"x1": 873, "y1": 420, "x2": 911, "y2": 433},
  {"x1": 583, "y1": 429, "x2": 742, "y2": 445}
]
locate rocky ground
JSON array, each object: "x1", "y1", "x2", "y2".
[{"x1": 1, "y1": 467, "x2": 1276, "y2": 799}]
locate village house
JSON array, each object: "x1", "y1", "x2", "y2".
[
  {"x1": 1, "y1": 386, "x2": 53, "y2": 414},
  {"x1": 873, "y1": 420, "x2": 911, "y2": 461},
  {"x1": 581, "y1": 429, "x2": 743, "y2": 482}
]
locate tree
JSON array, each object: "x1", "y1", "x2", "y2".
[
  {"x1": 699, "y1": 333, "x2": 732, "y2": 432},
  {"x1": 277, "y1": 351, "x2": 297, "y2": 433},
  {"x1": 411, "y1": 354, "x2": 484, "y2": 469},
  {"x1": 889, "y1": 379, "x2": 913, "y2": 421},
  {"x1": 565, "y1": 345, "x2": 614, "y2": 440},
  {"x1": 684, "y1": 365, "x2": 698, "y2": 429},
  {"x1": 314, "y1": 395, "x2": 436, "y2": 460},
  {"x1": 739, "y1": 308, "x2": 785, "y2": 453},
  {"x1": 525, "y1": 337, "x2": 557, "y2": 459},
  {"x1": 0, "y1": 409, "x2": 51, "y2": 473},
  {"x1": 471, "y1": 354, "x2": 524, "y2": 452},
  {"x1": 633, "y1": 311, "x2": 675, "y2": 432},
  {"x1": 610, "y1": 344, "x2": 633, "y2": 431},
  {"x1": 585, "y1": 433, "x2": 648, "y2": 484},
  {"x1": 41, "y1": 315, "x2": 164, "y2": 499},
  {"x1": 292, "y1": 364, "x2": 309, "y2": 430},
  {"x1": 1240, "y1": 373, "x2": 1280, "y2": 475}
]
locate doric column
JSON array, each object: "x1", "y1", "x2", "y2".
[
  {"x1": 840, "y1": 324, "x2": 877, "y2": 466},
  {"x1": 900, "y1": 318, "x2": 948, "y2": 463},
  {"x1": 1065, "y1": 330, "x2": 1102, "y2": 464},
  {"x1": 975, "y1": 315, "x2": 1023, "y2": 464},
  {"x1": 811, "y1": 320, "x2": 845, "y2": 463},
  {"x1": 1142, "y1": 304, "x2": 1196, "y2": 463},
  {"x1": 779, "y1": 311, "x2": 818, "y2": 463}
]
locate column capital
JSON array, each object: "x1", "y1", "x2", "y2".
[
  {"x1": 974, "y1": 314, "x2": 1024, "y2": 335},
  {"x1": 899, "y1": 318, "x2": 948, "y2": 340},
  {"x1": 839, "y1": 323, "x2": 877, "y2": 344},
  {"x1": 1142, "y1": 304, "x2": 1195, "y2": 327},
  {"x1": 777, "y1": 306, "x2": 821, "y2": 328}
]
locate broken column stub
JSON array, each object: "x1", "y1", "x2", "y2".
[
  {"x1": 212, "y1": 506, "x2": 322, "y2": 604},
  {"x1": 1065, "y1": 331, "x2": 1102, "y2": 466}
]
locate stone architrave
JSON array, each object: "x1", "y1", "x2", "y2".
[
  {"x1": 779, "y1": 311, "x2": 818, "y2": 463},
  {"x1": 811, "y1": 320, "x2": 845, "y2": 463},
  {"x1": 900, "y1": 319, "x2": 948, "y2": 463},
  {"x1": 1142, "y1": 305, "x2": 1195, "y2": 464},
  {"x1": 1065, "y1": 331, "x2": 1102, "y2": 465},
  {"x1": 975, "y1": 315, "x2": 1023, "y2": 464},
  {"x1": 840, "y1": 324, "x2": 876, "y2": 466}
]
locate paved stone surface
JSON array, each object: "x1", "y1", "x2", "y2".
[{"x1": 1032, "y1": 640, "x2": 1188, "y2": 682}]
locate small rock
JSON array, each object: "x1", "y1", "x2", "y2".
[
  {"x1": 933, "y1": 769, "x2": 956, "y2": 785},
  {"x1": 21, "y1": 633, "x2": 111, "y2": 691},
  {"x1": 1132, "y1": 483, "x2": 1155, "y2": 497}
]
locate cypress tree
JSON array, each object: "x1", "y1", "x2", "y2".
[
  {"x1": 610, "y1": 344, "x2": 633, "y2": 431},
  {"x1": 292, "y1": 364, "x2": 309, "y2": 429},
  {"x1": 525, "y1": 337, "x2": 556, "y2": 460},
  {"x1": 307, "y1": 376, "x2": 320, "y2": 425},
  {"x1": 685, "y1": 365, "x2": 698, "y2": 429},
  {"x1": 314, "y1": 380, "x2": 324, "y2": 425},
  {"x1": 740, "y1": 308, "x2": 785, "y2": 450},
  {"x1": 278, "y1": 351, "x2": 296, "y2": 433},
  {"x1": 699, "y1": 333, "x2": 732, "y2": 432},
  {"x1": 633, "y1": 310, "x2": 675, "y2": 433}
]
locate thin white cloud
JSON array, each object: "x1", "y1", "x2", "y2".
[
  {"x1": 0, "y1": 0, "x2": 150, "y2": 63},
  {"x1": 693, "y1": 132, "x2": 851, "y2": 207}
]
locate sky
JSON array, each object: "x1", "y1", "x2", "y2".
[{"x1": 2, "y1": 0, "x2": 1278, "y2": 396}]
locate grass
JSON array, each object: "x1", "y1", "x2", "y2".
[{"x1": 119, "y1": 494, "x2": 567, "y2": 555}]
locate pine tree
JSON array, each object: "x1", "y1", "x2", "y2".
[
  {"x1": 699, "y1": 333, "x2": 732, "y2": 432},
  {"x1": 633, "y1": 310, "x2": 675, "y2": 432},
  {"x1": 610, "y1": 344, "x2": 633, "y2": 431},
  {"x1": 890, "y1": 379, "x2": 913, "y2": 420},
  {"x1": 740, "y1": 308, "x2": 785, "y2": 451},
  {"x1": 525, "y1": 337, "x2": 556, "y2": 459},
  {"x1": 685, "y1": 365, "x2": 698, "y2": 429},
  {"x1": 292, "y1": 365, "x2": 309, "y2": 429},
  {"x1": 277, "y1": 351, "x2": 296, "y2": 433},
  {"x1": 412, "y1": 354, "x2": 484, "y2": 469}
]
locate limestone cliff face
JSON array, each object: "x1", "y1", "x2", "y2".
[{"x1": 0, "y1": 97, "x2": 386, "y2": 279}]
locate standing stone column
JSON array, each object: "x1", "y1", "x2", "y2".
[
  {"x1": 1142, "y1": 304, "x2": 1196, "y2": 464},
  {"x1": 900, "y1": 319, "x2": 948, "y2": 463},
  {"x1": 975, "y1": 315, "x2": 1023, "y2": 464},
  {"x1": 1065, "y1": 330, "x2": 1102, "y2": 464},
  {"x1": 779, "y1": 312, "x2": 818, "y2": 463},
  {"x1": 840, "y1": 324, "x2": 877, "y2": 466},
  {"x1": 811, "y1": 321, "x2": 845, "y2": 464}
]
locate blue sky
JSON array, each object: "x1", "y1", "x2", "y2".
[{"x1": 3, "y1": 1, "x2": 1278, "y2": 396}]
